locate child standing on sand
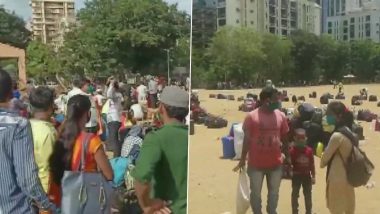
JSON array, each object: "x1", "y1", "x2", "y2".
[{"x1": 290, "y1": 128, "x2": 316, "y2": 214}]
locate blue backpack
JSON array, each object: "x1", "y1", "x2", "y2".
[{"x1": 110, "y1": 157, "x2": 129, "y2": 187}]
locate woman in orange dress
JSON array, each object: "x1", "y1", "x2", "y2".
[{"x1": 49, "y1": 95, "x2": 114, "y2": 202}]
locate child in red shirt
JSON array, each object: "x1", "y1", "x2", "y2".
[{"x1": 289, "y1": 128, "x2": 315, "y2": 214}]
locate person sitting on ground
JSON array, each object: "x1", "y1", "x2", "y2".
[
  {"x1": 0, "y1": 68, "x2": 57, "y2": 213},
  {"x1": 360, "y1": 88, "x2": 368, "y2": 98},
  {"x1": 132, "y1": 86, "x2": 189, "y2": 214}
]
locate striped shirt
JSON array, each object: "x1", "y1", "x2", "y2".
[{"x1": 0, "y1": 109, "x2": 56, "y2": 213}]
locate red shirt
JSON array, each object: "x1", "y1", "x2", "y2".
[
  {"x1": 243, "y1": 109, "x2": 289, "y2": 169},
  {"x1": 289, "y1": 146, "x2": 315, "y2": 177}
]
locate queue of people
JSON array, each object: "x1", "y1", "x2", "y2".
[
  {"x1": 0, "y1": 67, "x2": 189, "y2": 214},
  {"x1": 234, "y1": 86, "x2": 363, "y2": 214}
]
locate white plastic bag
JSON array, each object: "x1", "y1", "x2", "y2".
[
  {"x1": 233, "y1": 123, "x2": 244, "y2": 159},
  {"x1": 236, "y1": 170, "x2": 250, "y2": 214}
]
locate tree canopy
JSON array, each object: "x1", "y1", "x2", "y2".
[
  {"x1": 0, "y1": 6, "x2": 31, "y2": 48},
  {"x1": 192, "y1": 26, "x2": 380, "y2": 88}
]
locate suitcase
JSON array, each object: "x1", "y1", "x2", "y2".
[
  {"x1": 283, "y1": 96, "x2": 289, "y2": 102},
  {"x1": 227, "y1": 95, "x2": 235, "y2": 101},
  {"x1": 377, "y1": 102, "x2": 380, "y2": 107},
  {"x1": 357, "y1": 110, "x2": 377, "y2": 122},
  {"x1": 209, "y1": 94, "x2": 216, "y2": 98},
  {"x1": 320, "y1": 95, "x2": 329, "y2": 104}
]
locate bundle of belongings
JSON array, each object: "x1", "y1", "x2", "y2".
[
  {"x1": 351, "y1": 95, "x2": 363, "y2": 106},
  {"x1": 335, "y1": 92, "x2": 345, "y2": 100},
  {"x1": 221, "y1": 123, "x2": 244, "y2": 159},
  {"x1": 320, "y1": 93, "x2": 334, "y2": 105},
  {"x1": 359, "y1": 88, "x2": 368, "y2": 100},
  {"x1": 309, "y1": 91, "x2": 317, "y2": 98},
  {"x1": 357, "y1": 109, "x2": 377, "y2": 122}
]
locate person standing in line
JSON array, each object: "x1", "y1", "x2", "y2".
[
  {"x1": 234, "y1": 87, "x2": 289, "y2": 214},
  {"x1": 320, "y1": 101, "x2": 356, "y2": 214},
  {"x1": 289, "y1": 128, "x2": 315, "y2": 214},
  {"x1": 136, "y1": 81, "x2": 148, "y2": 106},
  {"x1": 29, "y1": 87, "x2": 57, "y2": 193},
  {"x1": 132, "y1": 86, "x2": 189, "y2": 214},
  {"x1": 148, "y1": 76, "x2": 159, "y2": 109},
  {"x1": 106, "y1": 79, "x2": 124, "y2": 157},
  {"x1": 67, "y1": 76, "x2": 99, "y2": 133},
  {"x1": 0, "y1": 68, "x2": 57, "y2": 213},
  {"x1": 49, "y1": 94, "x2": 114, "y2": 185}
]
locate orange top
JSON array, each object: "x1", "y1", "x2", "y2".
[{"x1": 71, "y1": 132, "x2": 103, "y2": 171}]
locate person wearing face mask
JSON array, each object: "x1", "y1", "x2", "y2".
[
  {"x1": 289, "y1": 128, "x2": 315, "y2": 214},
  {"x1": 233, "y1": 86, "x2": 289, "y2": 214},
  {"x1": 132, "y1": 86, "x2": 189, "y2": 214},
  {"x1": 320, "y1": 101, "x2": 356, "y2": 214}
]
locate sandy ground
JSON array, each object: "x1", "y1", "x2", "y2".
[{"x1": 188, "y1": 84, "x2": 380, "y2": 214}]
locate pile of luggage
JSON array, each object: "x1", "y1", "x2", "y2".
[{"x1": 209, "y1": 94, "x2": 235, "y2": 101}]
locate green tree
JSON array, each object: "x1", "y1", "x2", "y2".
[
  {"x1": 318, "y1": 35, "x2": 350, "y2": 81},
  {"x1": 207, "y1": 27, "x2": 265, "y2": 85},
  {"x1": 58, "y1": 0, "x2": 190, "y2": 77},
  {"x1": 349, "y1": 40, "x2": 378, "y2": 81},
  {"x1": 0, "y1": 7, "x2": 31, "y2": 48},
  {"x1": 26, "y1": 41, "x2": 59, "y2": 82},
  {"x1": 290, "y1": 30, "x2": 321, "y2": 82},
  {"x1": 261, "y1": 34, "x2": 293, "y2": 83}
]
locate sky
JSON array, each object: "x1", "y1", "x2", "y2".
[{"x1": 0, "y1": 0, "x2": 191, "y2": 21}]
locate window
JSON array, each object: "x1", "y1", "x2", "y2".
[
  {"x1": 343, "y1": 20, "x2": 348, "y2": 26},
  {"x1": 328, "y1": 29, "x2": 332, "y2": 34},
  {"x1": 366, "y1": 15, "x2": 371, "y2": 22},
  {"x1": 250, "y1": 10, "x2": 254, "y2": 13},
  {"x1": 236, "y1": 19, "x2": 240, "y2": 24},
  {"x1": 251, "y1": 0, "x2": 254, "y2": 2},
  {"x1": 366, "y1": 29, "x2": 371, "y2": 37},
  {"x1": 350, "y1": 25, "x2": 355, "y2": 38},
  {"x1": 236, "y1": 8, "x2": 240, "y2": 12},
  {"x1": 328, "y1": 22, "x2": 332, "y2": 27},
  {"x1": 251, "y1": 21, "x2": 254, "y2": 25},
  {"x1": 343, "y1": 28, "x2": 348, "y2": 33},
  {"x1": 218, "y1": 19, "x2": 226, "y2": 26},
  {"x1": 343, "y1": 35, "x2": 348, "y2": 40},
  {"x1": 351, "y1": 17, "x2": 355, "y2": 23}
]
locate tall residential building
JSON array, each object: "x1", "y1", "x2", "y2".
[
  {"x1": 30, "y1": 0, "x2": 75, "y2": 46},
  {"x1": 325, "y1": 0, "x2": 380, "y2": 42},
  {"x1": 192, "y1": 0, "x2": 217, "y2": 48},
  {"x1": 216, "y1": 0, "x2": 321, "y2": 36}
]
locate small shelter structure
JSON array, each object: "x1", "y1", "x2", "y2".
[{"x1": 0, "y1": 42, "x2": 26, "y2": 83}]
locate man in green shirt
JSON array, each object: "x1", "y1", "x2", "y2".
[{"x1": 132, "y1": 86, "x2": 189, "y2": 214}]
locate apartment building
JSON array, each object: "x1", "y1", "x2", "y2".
[
  {"x1": 325, "y1": 0, "x2": 380, "y2": 42},
  {"x1": 30, "y1": 0, "x2": 75, "y2": 46},
  {"x1": 192, "y1": 0, "x2": 218, "y2": 48},
  {"x1": 216, "y1": 0, "x2": 321, "y2": 36}
]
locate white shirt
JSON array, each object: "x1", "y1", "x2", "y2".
[
  {"x1": 106, "y1": 86, "x2": 124, "y2": 123},
  {"x1": 136, "y1": 84, "x2": 147, "y2": 103},
  {"x1": 67, "y1": 87, "x2": 98, "y2": 128},
  {"x1": 148, "y1": 80, "x2": 158, "y2": 94},
  {"x1": 130, "y1": 104, "x2": 144, "y2": 120}
]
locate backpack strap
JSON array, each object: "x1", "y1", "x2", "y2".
[{"x1": 78, "y1": 133, "x2": 94, "y2": 171}]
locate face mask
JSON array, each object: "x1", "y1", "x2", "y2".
[
  {"x1": 326, "y1": 115, "x2": 336, "y2": 125},
  {"x1": 87, "y1": 85, "x2": 94, "y2": 94},
  {"x1": 268, "y1": 102, "x2": 281, "y2": 111},
  {"x1": 294, "y1": 140, "x2": 306, "y2": 148}
]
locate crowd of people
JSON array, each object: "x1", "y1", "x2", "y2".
[
  {"x1": 0, "y1": 67, "x2": 189, "y2": 214},
  {"x1": 234, "y1": 86, "x2": 362, "y2": 214}
]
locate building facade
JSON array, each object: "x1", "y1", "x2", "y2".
[
  {"x1": 192, "y1": 0, "x2": 217, "y2": 48},
  {"x1": 325, "y1": 0, "x2": 380, "y2": 42},
  {"x1": 30, "y1": 0, "x2": 75, "y2": 46},
  {"x1": 216, "y1": 0, "x2": 321, "y2": 36}
]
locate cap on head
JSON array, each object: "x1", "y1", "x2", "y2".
[{"x1": 160, "y1": 86, "x2": 189, "y2": 108}]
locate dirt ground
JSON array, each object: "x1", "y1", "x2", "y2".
[{"x1": 188, "y1": 84, "x2": 380, "y2": 214}]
